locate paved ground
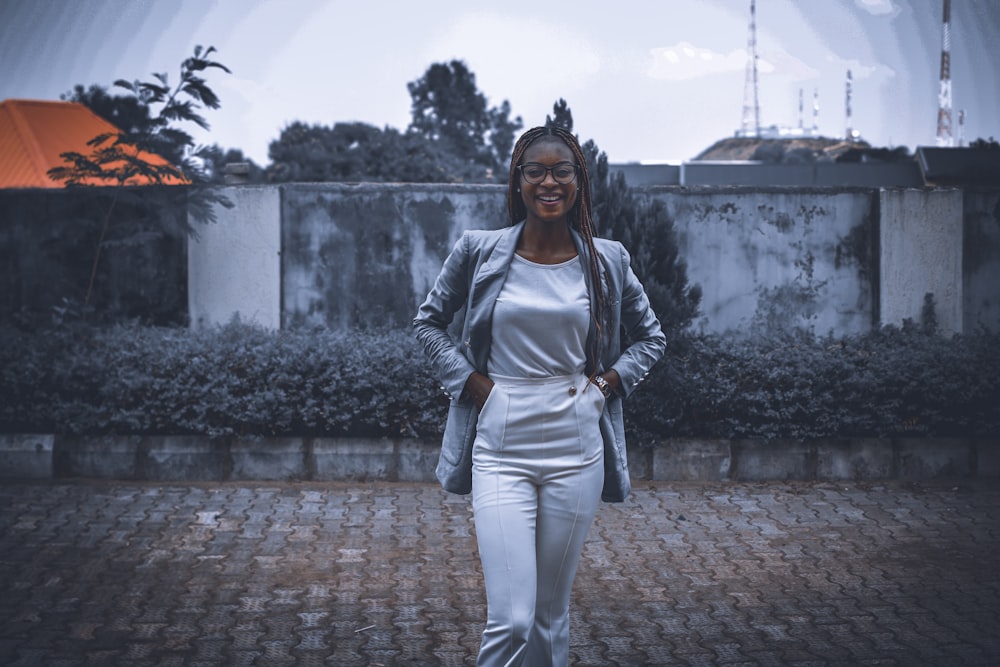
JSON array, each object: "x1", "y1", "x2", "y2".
[{"x1": 0, "y1": 479, "x2": 997, "y2": 667}]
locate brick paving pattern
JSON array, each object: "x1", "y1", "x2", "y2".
[{"x1": 0, "y1": 479, "x2": 997, "y2": 666}]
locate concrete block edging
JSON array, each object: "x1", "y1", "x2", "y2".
[{"x1": 0, "y1": 434, "x2": 996, "y2": 482}]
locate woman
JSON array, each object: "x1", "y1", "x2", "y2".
[{"x1": 413, "y1": 125, "x2": 665, "y2": 666}]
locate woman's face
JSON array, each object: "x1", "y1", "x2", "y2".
[{"x1": 518, "y1": 138, "x2": 579, "y2": 225}]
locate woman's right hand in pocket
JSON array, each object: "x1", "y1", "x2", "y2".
[{"x1": 463, "y1": 372, "x2": 495, "y2": 411}]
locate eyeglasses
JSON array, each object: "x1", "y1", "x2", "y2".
[{"x1": 517, "y1": 162, "x2": 579, "y2": 185}]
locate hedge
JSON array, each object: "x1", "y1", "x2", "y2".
[{"x1": 1, "y1": 321, "x2": 997, "y2": 443}]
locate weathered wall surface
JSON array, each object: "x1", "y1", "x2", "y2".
[
  {"x1": 183, "y1": 183, "x2": 993, "y2": 336},
  {"x1": 280, "y1": 183, "x2": 506, "y2": 329},
  {"x1": 188, "y1": 185, "x2": 281, "y2": 329},
  {"x1": 270, "y1": 184, "x2": 881, "y2": 335},
  {"x1": 3, "y1": 183, "x2": 997, "y2": 337},
  {"x1": 644, "y1": 187, "x2": 878, "y2": 335},
  {"x1": 879, "y1": 189, "x2": 964, "y2": 334},
  {"x1": 963, "y1": 189, "x2": 1000, "y2": 333}
]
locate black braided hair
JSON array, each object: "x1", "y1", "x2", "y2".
[{"x1": 506, "y1": 126, "x2": 610, "y2": 376}]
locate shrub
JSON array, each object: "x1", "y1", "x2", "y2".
[
  {"x1": 625, "y1": 325, "x2": 1000, "y2": 445},
  {"x1": 1, "y1": 321, "x2": 997, "y2": 442},
  {"x1": 0, "y1": 321, "x2": 444, "y2": 438}
]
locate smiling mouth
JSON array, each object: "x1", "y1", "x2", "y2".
[{"x1": 537, "y1": 194, "x2": 562, "y2": 203}]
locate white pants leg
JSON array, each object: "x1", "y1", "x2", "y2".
[{"x1": 472, "y1": 373, "x2": 605, "y2": 667}]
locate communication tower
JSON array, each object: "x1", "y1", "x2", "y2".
[
  {"x1": 936, "y1": 0, "x2": 954, "y2": 146},
  {"x1": 798, "y1": 89, "x2": 804, "y2": 129},
  {"x1": 739, "y1": 0, "x2": 761, "y2": 137},
  {"x1": 812, "y1": 89, "x2": 820, "y2": 134},
  {"x1": 845, "y1": 70, "x2": 853, "y2": 139}
]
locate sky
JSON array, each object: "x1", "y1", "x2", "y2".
[{"x1": 1, "y1": 0, "x2": 998, "y2": 166}]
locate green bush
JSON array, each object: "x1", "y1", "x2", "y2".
[
  {"x1": 1, "y1": 321, "x2": 997, "y2": 441},
  {"x1": 0, "y1": 322, "x2": 444, "y2": 438},
  {"x1": 626, "y1": 325, "x2": 1000, "y2": 445}
]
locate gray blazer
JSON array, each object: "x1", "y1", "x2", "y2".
[{"x1": 413, "y1": 221, "x2": 666, "y2": 502}]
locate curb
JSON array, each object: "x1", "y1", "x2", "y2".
[{"x1": 2, "y1": 434, "x2": 997, "y2": 482}]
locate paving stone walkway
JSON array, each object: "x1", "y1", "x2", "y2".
[{"x1": 0, "y1": 479, "x2": 997, "y2": 666}]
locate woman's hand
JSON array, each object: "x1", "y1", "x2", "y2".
[
  {"x1": 463, "y1": 372, "x2": 495, "y2": 410},
  {"x1": 603, "y1": 369, "x2": 622, "y2": 395},
  {"x1": 595, "y1": 370, "x2": 622, "y2": 398}
]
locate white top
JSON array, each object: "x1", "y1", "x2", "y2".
[{"x1": 488, "y1": 254, "x2": 589, "y2": 378}]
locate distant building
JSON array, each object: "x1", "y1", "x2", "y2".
[
  {"x1": 0, "y1": 99, "x2": 181, "y2": 189},
  {"x1": 607, "y1": 137, "x2": 957, "y2": 188},
  {"x1": 917, "y1": 146, "x2": 1000, "y2": 186}
]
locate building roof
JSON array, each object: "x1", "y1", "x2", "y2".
[
  {"x1": 0, "y1": 99, "x2": 183, "y2": 189},
  {"x1": 693, "y1": 136, "x2": 879, "y2": 163},
  {"x1": 917, "y1": 146, "x2": 1000, "y2": 186}
]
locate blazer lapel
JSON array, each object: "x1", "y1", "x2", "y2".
[{"x1": 466, "y1": 223, "x2": 523, "y2": 371}]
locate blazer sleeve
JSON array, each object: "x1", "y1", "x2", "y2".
[
  {"x1": 608, "y1": 244, "x2": 667, "y2": 398},
  {"x1": 413, "y1": 232, "x2": 478, "y2": 401}
]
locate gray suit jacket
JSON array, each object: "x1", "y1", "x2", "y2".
[{"x1": 413, "y1": 221, "x2": 665, "y2": 502}]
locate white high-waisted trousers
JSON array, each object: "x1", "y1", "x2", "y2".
[{"x1": 472, "y1": 372, "x2": 605, "y2": 667}]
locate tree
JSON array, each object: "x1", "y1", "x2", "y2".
[
  {"x1": 265, "y1": 61, "x2": 520, "y2": 184},
  {"x1": 199, "y1": 144, "x2": 265, "y2": 184},
  {"x1": 546, "y1": 98, "x2": 573, "y2": 132},
  {"x1": 266, "y1": 121, "x2": 480, "y2": 183},
  {"x1": 969, "y1": 137, "x2": 999, "y2": 149},
  {"x1": 61, "y1": 84, "x2": 160, "y2": 153},
  {"x1": 48, "y1": 45, "x2": 233, "y2": 309},
  {"x1": 546, "y1": 100, "x2": 701, "y2": 337},
  {"x1": 65, "y1": 82, "x2": 262, "y2": 184},
  {"x1": 268, "y1": 121, "x2": 377, "y2": 182},
  {"x1": 487, "y1": 99, "x2": 521, "y2": 177},
  {"x1": 407, "y1": 60, "x2": 523, "y2": 179}
]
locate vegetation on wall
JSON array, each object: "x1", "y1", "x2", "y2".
[{"x1": 2, "y1": 322, "x2": 996, "y2": 442}]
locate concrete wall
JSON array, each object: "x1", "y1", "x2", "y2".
[
  {"x1": 678, "y1": 162, "x2": 924, "y2": 187},
  {"x1": 180, "y1": 182, "x2": 1000, "y2": 337},
  {"x1": 5, "y1": 433, "x2": 996, "y2": 482},
  {"x1": 193, "y1": 184, "x2": 884, "y2": 335},
  {"x1": 609, "y1": 163, "x2": 681, "y2": 186},
  {"x1": 613, "y1": 161, "x2": 924, "y2": 188},
  {"x1": 2, "y1": 183, "x2": 995, "y2": 337},
  {"x1": 879, "y1": 189, "x2": 964, "y2": 334},
  {"x1": 279, "y1": 183, "x2": 506, "y2": 329},
  {"x1": 963, "y1": 189, "x2": 1000, "y2": 332},
  {"x1": 188, "y1": 185, "x2": 281, "y2": 329},
  {"x1": 643, "y1": 187, "x2": 878, "y2": 335}
]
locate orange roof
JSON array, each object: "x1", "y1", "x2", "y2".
[{"x1": 0, "y1": 99, "x2": 185, "y2": 189}]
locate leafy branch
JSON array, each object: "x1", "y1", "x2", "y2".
[{"x1": 47, "y1": 45, "x2": 233, "y2": 308}]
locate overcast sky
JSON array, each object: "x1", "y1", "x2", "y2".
[{"x1": 1, "y1": 0, "x2": 998, "y2": 165}]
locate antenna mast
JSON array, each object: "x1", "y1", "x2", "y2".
[
  {"x1": 936, "y1": 0, "x2": 953, "y2": 146},
  {"x1": 845, "y1": 70, "x2": 854, "y2": 140},
  {"x1": 740, "y1": 0, "x2": 761, "y2": 137},
  {"x1": 812, "y1": 89, "x2": 820, "y2": 134},
  {"x1": 798, "y1": 88, "x2": 804, "y2": 129}
]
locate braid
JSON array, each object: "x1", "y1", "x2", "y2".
[{"x1": 507, "y1": 126, "x2": 610, "y2": 376}]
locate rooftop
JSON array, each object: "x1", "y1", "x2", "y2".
[{"x1": 0, "y1": 99, "x2": 181, "y2": 189}]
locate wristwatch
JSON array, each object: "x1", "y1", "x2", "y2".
[{"x1": 592, "y1": 374, "x2": 613, "y2": 399}]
